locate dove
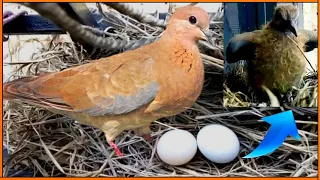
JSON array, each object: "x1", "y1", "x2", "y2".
[
  {"x1": 3, "y1": 5, "x2": 213, "y2": 156},
  {"x1": 225, "y1": 4, "x2": 318, "y2": 106}
]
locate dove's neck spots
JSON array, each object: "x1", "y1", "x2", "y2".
[
  {"x1": 159, "y1": 30, "x2": 202, "y2": 73},
  {"x1": 171, "y1": 46, "x2": 196, "y2": 72}
]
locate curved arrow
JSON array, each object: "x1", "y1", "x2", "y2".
[{"x1": 243, "y1": 110, "x2": 300, "y2": 158}]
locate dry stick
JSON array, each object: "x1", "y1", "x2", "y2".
[
  {"x1": 66, "y1": 32, "x2": 80, "y2": 64},
  {"x1": 254, "y1": 119, "x2": 318, "y2": 125},
  {"x1": 31, "y1": 158, "x2": 50, "y2": 177},
  {"x1": 95, "y1": 5, "x2": 161, "y2": 51},
  {"x1": 286, "y1": 35, "x2": 316, "y2": 73},
  {"x1": 97, "y1": 3, "x2": 125, "y2": 27},
  {"x1": 292, "y1": 154, "x2": 317, "y2": 177},
  {"x1": 105, "y1": 3, "x2": 167, "y2": 28},
  {"x1": 117, "y1": 14, "x2": 152, "y2": 37},
  {"x1": 82, "y1": 25, "x2": 125, "y2": 39},
  {"x1": 117, "y1": 10, "x2": 160, "y2": 32},
  {"x1": 97, "y1": 139, "x2": 117, "y2": 176},
  {"x1": 4, "y1": 53, "x2": 64, "y2": 65},
  {"x1": 154, "y1": 121, "x2": 179, "y2": 130},
  {"x1": 203, "y1": 59, "x2": 224, "y2": 70},
  {"x1": 92, "y1": 160, "x2": 109, "y2": 177},
  {"x1": 200, "y1": 53, "x2": 224, "y2": 65},
  {"x1": 238, "y1": 158, "x2": 265, "y2": 177},
  {"x1": 147, "y1": 133, "x2": 160, "y2": 169},
  {"x1": 27, "y1": 116, "x2": 66, "y2": 174}
]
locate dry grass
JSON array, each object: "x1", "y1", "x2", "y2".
[
  {"x1": 3, "y1": 3, "x2": 318, "y2": 177},
  {"x1": 223, "y1": 62, "x2": 318, "y2": 108}
]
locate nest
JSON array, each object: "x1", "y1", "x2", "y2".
[
  {"x1": 3, "y1": 3, "x2": 318, "y2": 177},
  {"x1": 223, "y1": 61, "x2": 318, "y2": 108}
]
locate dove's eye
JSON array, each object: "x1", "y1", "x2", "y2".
[{"x1": 189, "y1": 16, "x2": 197, "y2": 24}]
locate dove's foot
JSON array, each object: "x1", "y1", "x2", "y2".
[
  {"x1": 109, "y1": 141, "x2": 123, "y2": 156},
  {"x1": 134, "y1": 124, "x2": 152, "y2": 142},
  {"x1": 142, "y1": 134, "x2": 153, "y2": 142},
  {"x1": 102, "y1": 120, "x2": 124, "y2": 156}
]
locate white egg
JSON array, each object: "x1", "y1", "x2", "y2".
[
  {"x1": 156, "y1": 129, "x2": 197, "y2": 166},
  {"x1": 197, "y1": 124, "x2": 240, "y2": 164}
]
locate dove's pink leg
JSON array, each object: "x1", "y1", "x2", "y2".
[
  {"x1": 103, "y1": 126, "x2": 124, "y2": 157},
  {"x1": 109, "y1": 141, "x2": 123, "y2": 156}
]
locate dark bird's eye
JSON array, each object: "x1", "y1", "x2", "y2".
[{"x1": 189, "y1": 16, "x2": 197, "y2": 24}]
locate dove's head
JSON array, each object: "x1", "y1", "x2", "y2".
[
  {"x1": 270, "y1": 4, "x2": 299, "y2": 37},
  {"x1": 165, "y1": 6, "x2": 213, "y2": 45}
]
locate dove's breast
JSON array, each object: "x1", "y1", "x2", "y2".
[
  {"x1": 146, "y1": 43, "x2": 205, "y2": 117},
  {"x1": 250, "y1": 30, "x2": 307, "y2": 93}
]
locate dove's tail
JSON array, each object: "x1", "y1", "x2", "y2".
[{"x1": 3, "y1": 76, "x2": 41, "y2": 102}]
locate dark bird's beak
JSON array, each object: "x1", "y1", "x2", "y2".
[
  {"x1": 288, "y1": 22, "x2": 298, "y2": 37},
  {"x1": 200, "y1": 29, "x2": 214, "y2": 46}
]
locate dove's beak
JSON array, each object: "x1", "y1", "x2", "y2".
[
  {"x1": 288, "y1": 21, "x2": 298, "y2": 37},
  {"x1": 200, "y1": 28, "x2": 214, "y2": 46}
]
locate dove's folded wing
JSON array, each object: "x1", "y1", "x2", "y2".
[{"x1": 3, "y1": 57, "x2": 159, "y2": 116}]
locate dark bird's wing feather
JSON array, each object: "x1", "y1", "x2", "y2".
[
  {"x1": 297, "y1": 29, "x2": 318, "y2": 52},
  {"x1": 225, "y1": 30, "x2": 262, "y2": 63}
]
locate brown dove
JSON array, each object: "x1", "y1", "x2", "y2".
[
  {"x1": 3, "y1": 6, "x2": 212, "y2": 156},
  {"x1": 225, "y1": 4, "x2": 318, "y2": 106}
]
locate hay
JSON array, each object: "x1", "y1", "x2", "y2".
[
  {"x1": 3, "y1": 3, "x2": 318, "y2": 177},
  {"x1": 223, "y1": 61, "x2": 318, "y2": 108}
]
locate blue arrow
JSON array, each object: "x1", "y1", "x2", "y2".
[{"x1": 243, "y1": 110, "x2": 300, "y2": 158}]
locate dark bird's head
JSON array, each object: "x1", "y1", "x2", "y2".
[{"x1": 270, "y1": 4, "x2": 299, "y2": 37}]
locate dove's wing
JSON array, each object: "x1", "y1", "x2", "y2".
[
  {"x1": 225, "y1": 30, "x2": 262, "y2": 63},
  {"x1": 297, "y1": 29, "x2": 318, "y2": 52},
  {"x1": 4, "y1": 54, "x2": 159, "y2": 116}
]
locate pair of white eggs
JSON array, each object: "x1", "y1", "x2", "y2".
[{"x1": 156, "y1": 124, "x2": 240, "y2": 166}]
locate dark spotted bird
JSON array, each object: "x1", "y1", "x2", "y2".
[{"x1": 225, "y1": 4, "x2": 318, "y2": 106}]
